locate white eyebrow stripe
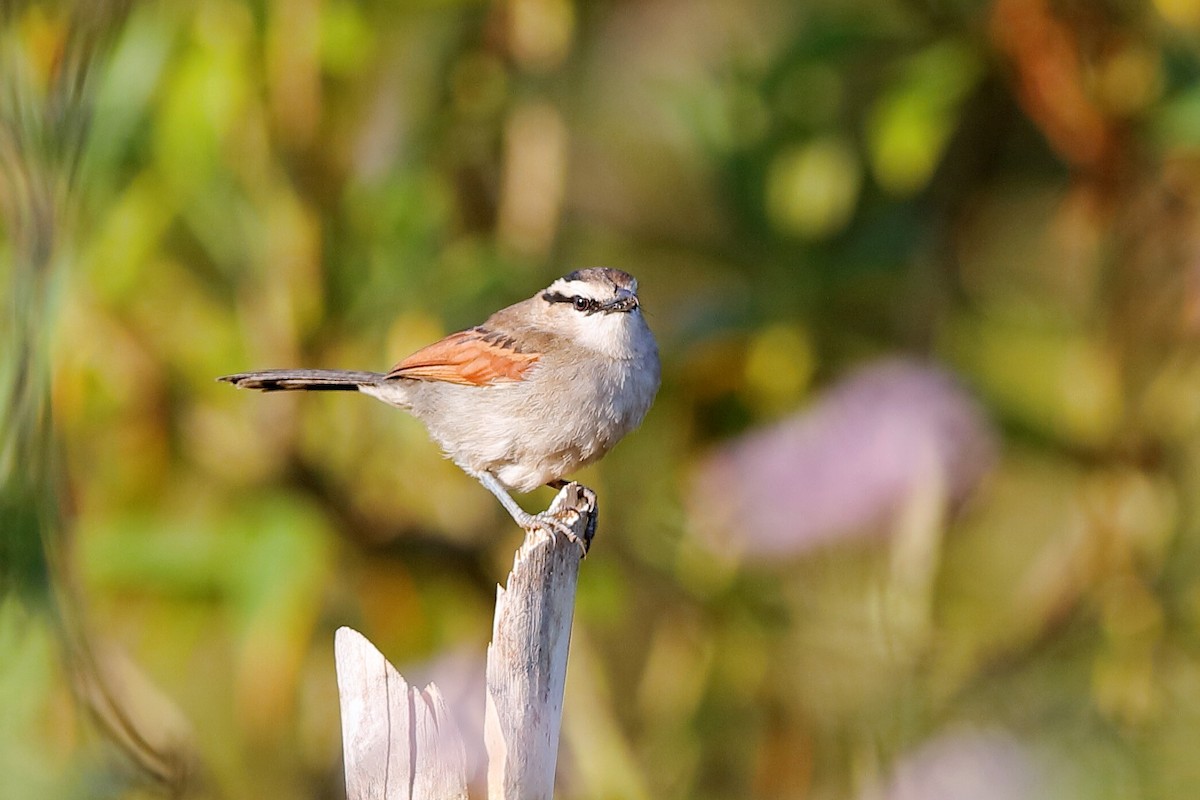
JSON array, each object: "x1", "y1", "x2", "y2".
[{"x1": 546, "y1": 279, "x2": 608, "y2": 299}]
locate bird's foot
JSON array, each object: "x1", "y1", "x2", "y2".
[
  {"x1": 525, "y1": 511, "x2": 589, "y2": 557},
  {"x1": 526, "y1": 482, "x2": 598, "y2": 557}
]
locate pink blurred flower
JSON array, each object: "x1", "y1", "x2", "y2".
[
  {"x1": 863, "y1": 728, "x2": 1045, "y2": 800},
  {"x1": 689, "y1": 358, "x2": 995, "y2": 559}
]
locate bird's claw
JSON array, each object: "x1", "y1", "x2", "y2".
[
  {"x1": 526, "y1": 511, "x2": 590, "y2": 557},
  {"x1": 578, "y1": 485, "x2": 598, "y2": 546},
  {"x1": 508, "y1": 480, "x2": 599, "y2": 557},
  {"x1": 524, "y1": 483, "x2": 598, "y2": 557}
]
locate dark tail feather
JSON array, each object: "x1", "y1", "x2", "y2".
[{"x1": 218, "y1": 369, "x2": 382, "y2": 391}]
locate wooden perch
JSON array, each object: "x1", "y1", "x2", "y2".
[
  {"x1": 485, "y1": 483, "x2": 594, "y2": 800},
  {"x1": 336, "y1": 483, "x2": 597, "y2": 800}
]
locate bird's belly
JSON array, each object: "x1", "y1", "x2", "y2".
[
  {"x1": 407, "y1": 353, "x2": 656, "y2": 493},
  {"x1": 488, "y1": 412, "x2": 617, "y2": 491}
]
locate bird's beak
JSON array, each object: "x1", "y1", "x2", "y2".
[{"x1": 603, "y1": 290, "x2": 639, "y2": 313}]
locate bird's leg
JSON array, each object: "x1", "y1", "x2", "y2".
[
  {"x1": 474, "y1": 471, "x2": 591, "y2": 555},
  {"x1": 474, "y1": 470, "x2": 540, "y2": 528}
]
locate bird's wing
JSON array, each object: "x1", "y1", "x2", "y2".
[{"x1": 385, "y1": 327, "x2": 540, "y2": 386}]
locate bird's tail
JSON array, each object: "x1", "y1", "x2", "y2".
[{"x1": 219, "y1": 369, "x2": 383, "y2": 391}]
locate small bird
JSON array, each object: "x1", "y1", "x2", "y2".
[{"x1": 220, "y1": 268, "x2": 660, "y2": 547}]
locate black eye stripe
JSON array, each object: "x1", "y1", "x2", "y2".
[{"x1": 543, "y1": 292, "x2": 601, "y2": 313}]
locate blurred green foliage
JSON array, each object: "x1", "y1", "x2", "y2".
[{"x1": 4, "y1": 0, "x2": 1200, "y2": 797}]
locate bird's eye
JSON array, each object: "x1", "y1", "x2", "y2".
[{"x1": 572, "y1": 296, "x2": 591, "y2": 312}]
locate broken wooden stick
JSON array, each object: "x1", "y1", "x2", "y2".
[{"x1": 335, "y1": 483, "x2": 596, "y2": 800}]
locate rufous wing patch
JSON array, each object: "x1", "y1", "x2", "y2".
[{"x1": 385, "y1": 327, "x2": 540, "y2": 386}]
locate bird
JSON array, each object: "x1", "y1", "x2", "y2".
[{"x1": 220, "y1": 268, "x2": 660, "y2": 549}]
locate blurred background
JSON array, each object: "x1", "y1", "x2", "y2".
[{"x1": 3, "y1": 0, "x2": 1200, "y2": 797}]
